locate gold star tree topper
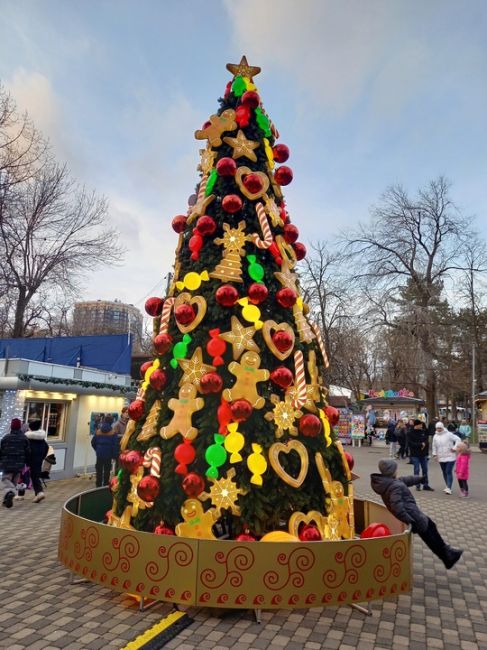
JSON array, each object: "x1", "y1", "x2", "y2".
[{"x1": 226, "y1": 55, "x2": 261, "y2": 80}]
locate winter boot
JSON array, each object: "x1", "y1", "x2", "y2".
[
  {"x1": 442, "y1": 546, "x2": 464, "y2": 570},
  {"x1": 2, "y1": 491, "x2": 15, "y2": 508}
]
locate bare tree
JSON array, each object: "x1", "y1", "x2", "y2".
[
  {"x1": 0, "y1": 83, "x2": 123, "y2": 337},
  {"x1": 342, "y1": 177, "x2": 487, "y2": 417}
]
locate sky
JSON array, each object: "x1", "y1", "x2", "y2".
[{"x1": 1, "y1": 0, "x2": 486, "y2": 313}]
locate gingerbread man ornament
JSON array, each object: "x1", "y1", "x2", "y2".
[
  {"x1": 159, "y1": 383, "x2": 204, "y2": 441},
  {"x1": 175, "y1": 498, "x2": 217, "y2": 539},
  {"x1": 223, "y1": 351, "x2": 269, "y2": 409},
  {"x1": 194, "y1": 109, "x2": 237, "y2": 147}
]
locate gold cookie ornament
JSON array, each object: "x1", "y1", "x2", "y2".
[
  {"x1": 288, "y1": 510, "x2": 328, "y2": 539},
  {"x1": 223, "y1": 129, "x2": 259, "y2": 162},
  {"x1": 269, "y1": 440, "x2": 309, "y2": 488},
  {"x1": 235, "y1": 166, "x2": 270, "y2": 200},
  {"x1": 174, "y1": 292, "x2": 207, "y2": 333},
  {"x1": 194, "y1": 109, "x2": 237, "y2": 147},
  {"x1": 262, "y1": 320, "x2": 295, "y2": 360},
  {"x1": 222, "y1": 350, "x2": 269, "y2": 409},
  {"x1": 160, "y1": 383, "x2": 204, "y2": 441}
]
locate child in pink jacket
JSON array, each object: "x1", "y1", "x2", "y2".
[{"x1": 455, "y1": 442, "x2": 471, "y2": 497}]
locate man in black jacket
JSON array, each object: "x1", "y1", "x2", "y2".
[
  {"x1": 407, "y1": 419, "x2": 434, "y2": 491},
  {"x1": 371, "y1": 459, "x2": 463, "y2": 569},
  {"x1": 0, "y1": 418, "x2": 30, "y2": 508}
]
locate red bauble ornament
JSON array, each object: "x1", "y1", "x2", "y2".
[
  {"x1": 109, "y1": 476, "x2": 119, "y2": 493},
  {"x1": 272, "y1": 330, "x2": 294, "y2": 353},
  {"x1": 154, "y1": 522, "x2": 175, "y2": 536},
  {"x1": 216, "y1": 157, "x2": 237, "y2": 177},
  {"x1": 128, "y1": 400, "x2": 145, "y2": 421},
  {"x1": 276, "y1": 287, "x2": 297, "y2": 308},
  {"x1": 140, "y1": 361, "x2": 152, "y2": 378},
  {"x1": 149, "y1": 369, "x2": 167, "y2": 392},
  {"x1": 299, "y1": 414, "x2": 322, "y2": 437},
  {"x1": 360, "y1": 523, "x2": 392, "y2": 539},
  {"x1": 182, "y1": 472, "x2": 205, "y2": 497},
  {"x1": 119, "y1": 450, "x2": 144, "y2": 473},
  {"x1": 196, "y1": 215, "x2": 216, "y2": 236},
  {"x1": 189, "y1": 231, "x2": 203, "y2": 261},
  {"x1": 299, "y1": 525, "x2": 322, "y2": 542},
  {"x1": 206, "y1": 329, "x2": 226, "y2": 366},
  {"x1": 199, "y1": 371, "x2": 223, "y2": 394},
  {"x1": 243, "y1": 173, "x2": 264, "y2": 194},
  {"x1": 175, "y1": 303, "x2": 195, "y2": 326},
  {"x1": 293, "y1": 242, "x2": 307, "y2": 260},
  {"x1": 274, "y1": 166, "x2": 293, "y2": 186},
  {"x1": 224, "y1": 81, "x2": 232, "y2": 99},
  {"x1": 215, "y1": 284, "x2": 239, "y2": 307},
  {"x1": 236, "y1": 532, "x2": 256, "y2": 542},
  {"x1": 272, "y1": 143, "x2": 290, "y2": 163},
  {"x1": 270, "y1": 366, "x2": 294, "y2": 389},
  {"x1": 344, "y1": 452, "x2": 354, "y2": 471},
  {"x1": 283, "y1": 224, "x2": 299, "y2": 244},
  {"x1": 235, "y1": 104, "x2": 251, "y2": 127},
  {"x1": 144, "y1": 296, "x2": 164, "y2": 317},
  {"x1": 222, "y1": 194, "x2": 243, "y2": 213},
  {"x1": 172, "y1": 215, "x2": 187, "y2": 233},
  {"x1": 137, "y1": 475, "x2": 160, "y2": 502},
  {"x1": 325, "y1": 405, "x2": 340, "y2": 427},
  {"x1": 174, "y1": 439, "x2": 195, "y2": 475},
  {"x1": 153, "y1": 333, "x2": 173, "y2": 355},
  {"x1": 230, "y1": 399, "x2": 253, "y2": 422},
  {"x1": 248, "y1": 282, "x2": 268, "y2": 305}
]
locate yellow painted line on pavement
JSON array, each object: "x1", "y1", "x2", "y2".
[{"x1": 121, "y1": 610, "x2": 187, "y2": 650}]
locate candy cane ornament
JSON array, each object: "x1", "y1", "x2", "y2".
[
  {"x1": 310, "y1": 321, "x2": 330, "y2": 368},
  {"x1": 143, "y1": 447, "x2": 162, "y2": 478},
  {"x1": 291, "y1": 349, "x2": 307, "y2": 409},
  {"x1": 250, "y1": 202, "x2": 273, "y2": 249},
  {"x1": 158, "y1": 297, "x2": 175, "y2": 335}
]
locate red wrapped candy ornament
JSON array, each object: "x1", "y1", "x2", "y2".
[
  {"x1": 137, "y1": 475, "x2": 160, "y2": 502},
  {"x1": 235, "y1": 104, "x2": 251, "y2": 127},
  {"x1": 189, "y1": 231, "x2": 203, "y2": 261},
  {"x1": 174, "y1": 439, "x2": 196, "y2": 475},
  {"x1": 206, "y1": 329, "x2": 226, "y2": 366}
]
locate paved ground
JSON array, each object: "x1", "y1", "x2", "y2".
[{"x1": 1, "y1": 444, "x2": 486, "y2": 650}]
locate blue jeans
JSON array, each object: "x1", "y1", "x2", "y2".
[
  {"x1": 411, "y1": 456, "x2": 429, "y2": 487},
  {"x1": 439, "y1": 461, "x2": 455, "y2": 489}
]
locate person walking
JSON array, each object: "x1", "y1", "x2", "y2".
[
  {"x1": 0, "y1": 418, "x2": 30, "y2": 508},
  {"x1": 407, "y1": 419, "x2": 434, "y2": 491},
  {"x1": 394, "y1": 419, "x2": 407, "y2": 459},
  {"x1": 91, "y1": 415, "x2": 117, "y2": 487},
  {"x1": 25, "y1": 420, "x2": 49, "y2": 503},
  {"x1": 385, "y1": 418, "x2": 397, "y2": 458},
  {"x1": 432, "y1": 421, "x2": 461, "y2": 495},
  {"x1": 112, "y1": 406, "x2": 129, "y2": 471},
  {"x1": 455, "y1": 441, "x2": 471, "y2": 497},
  {"x1": 458, "y1": 420, "x2": 472, "y2": 441},
  {"x1": 371, "y1": 459, "x2": 463, "y2": 569}
]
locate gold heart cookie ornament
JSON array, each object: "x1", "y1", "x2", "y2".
[
  {"x1": 234, "y1": 166, "x2": 270, "y2": 200},
  {"x1": 262, "y1": 320, "x2": 295, "y2": 360},
  {"x1": 288, "y1": 510, "x2": 328, "y2": 539},
  {"x1": 268, "y1": 440, "x2": 309, "y2": 488},
  {"x1": 174, "y1": 292, "x2": 207, "y2": 333}
]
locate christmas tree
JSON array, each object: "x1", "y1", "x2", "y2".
[{"x1": 110, "y1": 57, "x2": 354, "y2": 541}]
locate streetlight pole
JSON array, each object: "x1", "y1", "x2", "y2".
[{"x1": 472, "y1": 343, "x2": 477, "y2": 444}]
